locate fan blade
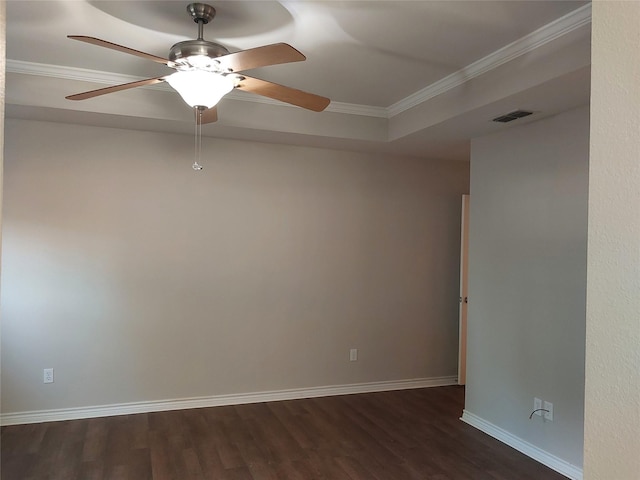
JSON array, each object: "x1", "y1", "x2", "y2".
[
  {"x1": 198, "y1": 107, "x2": 218, "y2": 124},
  {"x1": 68, "y1": 36, "x2": 169, "y2": 65},
  {"x1": 236, "y1": 75, "x2": 330, "y2": 112},
  {"x1": 217, "y1": 43, "x2": 305, "y2": 73},
  {"x1": 66, "y1": 77, "x2": 166, "y2": 101}
]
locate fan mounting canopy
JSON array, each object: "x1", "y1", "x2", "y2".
[{"x1": 186, "y1": 3, "x2": 216, "y2": 24}]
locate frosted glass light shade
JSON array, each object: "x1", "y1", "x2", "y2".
[{"x1": 165, "y1": 70, "x2": 234, "y2": 108}]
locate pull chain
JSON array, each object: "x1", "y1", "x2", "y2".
[{"x1": 193, "y1": 106, "x2": 203, "y2": 171}]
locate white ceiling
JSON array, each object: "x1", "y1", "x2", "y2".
[{"x1": 5, "y1": 1, "x2": 592, "y2": 160}]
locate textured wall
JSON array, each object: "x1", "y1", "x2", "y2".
[
  {"x1": 0, "y1": 0, "x2": 6, "y2": 363},
  {"x1": 0, "y1": 2, "x2": 5, "y2": 218},
  {"x1": 584, "y1": 2, "x2": 640, "y2": 478},
  {"x1": 466, "y1": 106, "x2": 589, "y2": 469},
  {"x1": 1, "y1": 119, "x2": 469, "y2": 413}
]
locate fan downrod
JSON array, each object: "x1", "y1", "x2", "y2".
[
  {"x1": 187, "y1": 3, "x2": 216, "y2": 24},
  {"x1": 168, "y1": 3, "x2": 228, "y2": 65}
]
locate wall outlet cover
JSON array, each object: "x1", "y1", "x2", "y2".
[
  {"x1": 534, "y1": 397, "x2": 542, "y2": 416},
  {"x1": 543, "y1": 400, "x2": 553, "y2": 421}
]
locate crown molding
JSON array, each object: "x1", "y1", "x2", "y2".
[
  {"x1": 225, "y1": 87, "x2": 387, "y2": 118},
  {"x1": 6, "y1": 60, "x2": 144, "y2": 88},
  {"x1": 6, "y1": 59, "x2": 387, "y2": 119},
  {"x1": 388, "y1": 3, "x2": 592, "y2": 117}
]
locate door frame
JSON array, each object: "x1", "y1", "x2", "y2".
[{"x1": 458, "y1": 194, "x2": 470, "y2": 385}]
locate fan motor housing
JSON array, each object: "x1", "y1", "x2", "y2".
[{"x1": 169, "y1": 40, "x2": 230, "y2": 63}]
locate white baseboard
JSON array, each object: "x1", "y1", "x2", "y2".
[
  {"x1": 461, "y1": 410, "x2": 583, "y2": 480},
  {"x1": 1, "y1": 376, "x2": 457, "y2": 426}
]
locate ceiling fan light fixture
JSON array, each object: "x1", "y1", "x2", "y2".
[
  {"x1": 165, "y1": 70, "x2": 234, "y2": 108},
  {"x1": 186, "y1": 54, "x2": 219, "y2": 70},
  {"x1": 170, "y1": 54, "x2": 223, "y2": 73},
  {"x1": 168, "y1": 39, "x2": 230, "y2": 71},
  {"x1": 66, "y1": 3, "x2": 330, "y2": 118}
]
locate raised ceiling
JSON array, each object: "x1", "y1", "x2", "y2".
[{"x1": 5, "y1": 1, "x2": 592, "y2": 160}]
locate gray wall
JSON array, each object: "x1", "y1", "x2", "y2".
[
  {"x1": 1, "y1": 119, "x2": 469, "y2": 413},
  {"x1": 465, "y1": 106, "x2": 588, "y2": 467}
]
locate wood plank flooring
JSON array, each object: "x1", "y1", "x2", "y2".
[{"x1": 1, "y1": 386, "x2": 568, "y2": 479}]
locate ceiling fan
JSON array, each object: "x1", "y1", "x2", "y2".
[{"x1": 66, "y1": 3, "x2": 331, "y2": 124}]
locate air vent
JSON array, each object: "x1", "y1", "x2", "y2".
[{"x1": 492, "y1": 110, "x2": 533, "y2": 123}]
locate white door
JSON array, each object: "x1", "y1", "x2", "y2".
[{"x1": 458, "y1": 195, "x2": 470, "y2": 385}]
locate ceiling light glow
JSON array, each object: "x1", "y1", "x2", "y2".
[{"x1": 165, "y1": 70, "x2": 234, "y2": 108}]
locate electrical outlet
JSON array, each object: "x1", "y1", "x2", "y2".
[
  {"x1": 534, "y1": 397, "x2": 542, "y2": 416},
  {"x1": 543, "y1": 401, "x2": 553, "y2": 421},
  {"x1": 349, "y1": 348, "x2": 358, "y2": 361},
  {"x1": 43, "y1": 368, "x2": 54, "y2": 384}
]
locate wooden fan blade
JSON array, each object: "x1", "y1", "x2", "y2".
[
  {"x1": 217, "y1": 43, "x2": 305, "y2": 73},
  {"x1": 236, "y1": 75, "x2": 330, "y2": 112},
  {"x1": 66, "y1": 77, "x2": 166, "y2": 101},
  {"x1": 197, "y1": 106, "x2": 218, "y2": 124},
  {"x1": 68, "y1": 36, "x2": 169, "y2": 65}
]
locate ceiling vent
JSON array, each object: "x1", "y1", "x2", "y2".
[{"x1": 492, "y1": 110, "x2": 533, "y2": 123}]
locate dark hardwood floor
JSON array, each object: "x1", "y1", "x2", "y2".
[{"x1": 1, "y1": 386, "x2": 567, "y2": 479}]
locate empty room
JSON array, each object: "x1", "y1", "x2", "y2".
[{"x1": 1, "y1": 1, "x2": 638, "y2": 479}]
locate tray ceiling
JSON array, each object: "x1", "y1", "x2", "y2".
[{"x1": 5, "y1": 1, "x2": 592, "y2": 160}]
